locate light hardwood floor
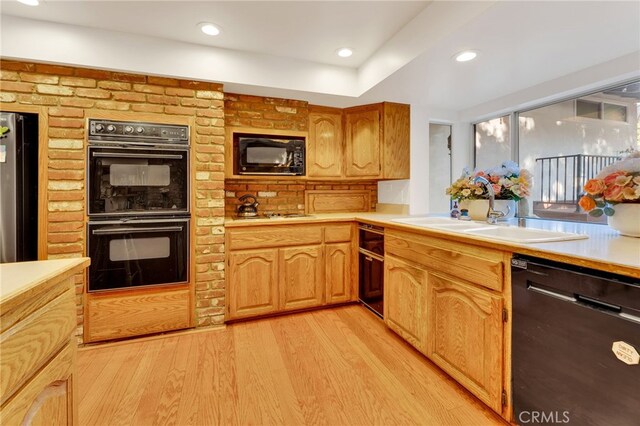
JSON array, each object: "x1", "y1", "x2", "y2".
[{"x1": 78, "y1": 305, "x2": 505, "y2": 426}]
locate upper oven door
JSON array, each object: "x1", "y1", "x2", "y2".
[
  {"x1": 87, "y1": 218, "x2": 189, "y2": 292},
  {"x1": 88, "y1": 146, "x2": 189, "y2": 217},
  {"x1": 234, "y1": 136, "x2": 305, "y2": 175}
]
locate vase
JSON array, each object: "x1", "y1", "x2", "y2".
[
  {"x1": 460, "y1": 200, "x2": 489, "y2": 220},
  {"x1": 459, "y1": 199, "x2": 517, "y2": 221},
  {"x1": 608, "y1": 204, "x2": 640, "y2": 237}
]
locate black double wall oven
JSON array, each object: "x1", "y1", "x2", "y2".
[{"x1": 87, "y1": 119, "x2": 190, "y2": 293}]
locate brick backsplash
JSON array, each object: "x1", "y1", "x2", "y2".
[
  {"x1": 225, "y1": 179, "x2": 378, "y2": 217},
  {"x1": 0, "y1": 59, "x2": 226, "y2": 341}
]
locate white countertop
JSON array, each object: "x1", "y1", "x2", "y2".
[
  {"x1": 0, "y1": 258, "x2": 90, "y2": 303},
  {"x1": 225, "y1": 213, "x2": 640, "y2": 277}
]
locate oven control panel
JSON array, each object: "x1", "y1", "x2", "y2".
[{"x1": 88, "y1": 119, "x2": 189, "y2": 144}]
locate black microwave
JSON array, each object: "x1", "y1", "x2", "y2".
[{"x1": 233, "y1": 133, "x2": 305, "y2": 175}]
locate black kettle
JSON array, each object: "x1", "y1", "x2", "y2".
[{"x1": 237, "y1": 194, "x2": 259, "y2": 217}]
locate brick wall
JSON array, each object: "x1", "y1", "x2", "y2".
[
  {"x1": 224, "y1": 93, "x2": 377, "y2": 216},
  {"x1": 224, "y1": 93, "x2": 308, "y2": 131},
  {"x1": 225, "y1": 180, "x2": 378, "y2": 217},
  {"x1": 0, "y1": 60, "x2": 226, "y2": 340}
]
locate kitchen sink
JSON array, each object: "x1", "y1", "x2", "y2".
[
  {"x1": 391, "y1": 216, "x2": 588, "y2": 243},
  {"x1": 462, "y1": 226, "x2": 588, "y2": 243},
  {"x1": 391, "y1": 217, "x2": 463, "y2": 225}
]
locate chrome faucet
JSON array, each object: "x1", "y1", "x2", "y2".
[{"x1": 473, "y1": 176, "x2": 510, "y2": 224}]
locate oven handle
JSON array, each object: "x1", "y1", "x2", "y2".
[
  {"x1": 92, "y1": 152, "x2": 184, "y2": 160},
  {"x1": 92, "y1": 226, "x2": 183, "y2": 235}
]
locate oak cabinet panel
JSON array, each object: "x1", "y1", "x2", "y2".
[
  {"x1": 228, "y1": 249, "x2": 279, "y2": 319},
  {"x1": 325, "y1": 242, "x2": 353, "y2": 304},
  {"x1": 279, "y1": 245, "x2": 325, "y2": 311},
  {"x1": 384, "y1": 255, "x2": 428, "y2": 353},
  {"x1": 345, "y1": 109, "x2": 381, "y2": 178},
  {"x1": 1, "y1": 342, "x2": 75, "y2": 426},
  {"x1": 308, "y1": 110, "x2": 343, "y2": 178},
  {"x1": 226, "y1": 223, "x2": 356, "y2": 321},
  {"x1": 426, "y1": 272, "x2": 504, "y2": 413},
  {"x1": 381, "y1": 102, "x2": 410, "y2": 179}
]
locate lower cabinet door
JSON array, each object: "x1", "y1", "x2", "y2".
[
  {"x1": 426, "y1": 272, "x2": 504, "y2": 413},
  {"x1": 228, "y1": 249, "x2": 279, "y2": 319},
  {"x1": 1, "y1": 341, "x2": 76, "y2": 426},
  {"x1": 325, "y1": 242, "x2": 353, "y2": 304},
  {"x1": 279, "y1": 245, "x2": 324, "y2": 311},
  {"x1": 383, "y1": 255, "x2": 428, "y2": 353}
]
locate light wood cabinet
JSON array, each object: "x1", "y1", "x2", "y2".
[
  {"x1": 228, "y1": 249, "x2": 279, "y2": 319},
  {"x1": 343, "y1": 102, "x2": 410, "y2": 180},
  {"x1": 325, "y1": 242, "x2": 353, "y2": 304},
  {"x1": 308, "y1": 108, "x2": 343, "y2": 178},
  {"x1": 0, "y1": 258, "x2": 90, "y2": 426},
  {"x1": 279, "y1": 245, "x2": 324, "y2": 310},
  {"x1": 225, "y1": 223, "x2": 356, "y2": 320},
  {"x1": 384, "y1": 255, "x2": 428, "y2": 353},
  {"x1": 426, "y1": 272, "x2": 504, "y2": 413},
  {"x1": 345, "y1": 108, "x2": 381, "y2": 178},
  {"x1": 384, "y1": 229, "x2": 509, "y2": 419}
]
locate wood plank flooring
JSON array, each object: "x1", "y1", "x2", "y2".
[{"x1": 78, "y1": 305, "x2": 505, "y2": 426}]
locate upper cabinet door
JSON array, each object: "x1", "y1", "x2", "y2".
[
  {"x1": 345, "y1": 109, "x2": 381, "y2": 178},
  {"x1": 308, "y1": 111, "x2": 343, "y2": 178}
]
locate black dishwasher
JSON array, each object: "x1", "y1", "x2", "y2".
[
  {"x1": 358, "y1": 224, "x2": 384, "y2": 317},
  {"x1": 512, "y1": 255, "x2": 640, "y2": 426}
]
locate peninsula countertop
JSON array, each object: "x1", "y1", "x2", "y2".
[
  {"x1": 225, "y1": 213, "x2": 640, "y2": 278},
  {"x1": 0, "y1": 258, "x2": 91, "y2": 307}
]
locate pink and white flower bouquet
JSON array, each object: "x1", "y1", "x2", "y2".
[
  {"x1": 446, "y1": 161, "x2": 532, "y2": 201},
  {"x1": 579, "y1": 151, "x2": 640, "y2": 217}
]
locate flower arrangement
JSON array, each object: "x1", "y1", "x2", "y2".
[
  {"x1": 446, "y1": 161, "x2": 532, "y2": 201},
  {"x1": 578, "y1": 152, "x2": 640, "y2": 217}
]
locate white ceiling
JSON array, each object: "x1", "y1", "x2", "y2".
[
  {"x1": 1, "y1": 1, "x2": 639, "y2": 116},
  {"x1": 0, "y1": 0, "x2": 429, "y2": 67}
]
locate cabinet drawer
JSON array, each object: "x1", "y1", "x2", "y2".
[
  {"x1": 386, "y1": 230, "x2": 504, "y2": 291},
  {"x1": 228, "y1": 226, "x2": 323, "y2": 250},
  {"x1": 324, "y1": 224, "x2": 353, "y2": 243},
  {"x1": 1, "y1": 286, "x2": 75, "y2": 405}
]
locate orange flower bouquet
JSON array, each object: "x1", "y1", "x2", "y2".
[{"x1": 579, "y1": 153, "x2": 640, "y2": 217}]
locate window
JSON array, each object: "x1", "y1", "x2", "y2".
[
  {"x1": 474, "y1": 115, "x2": 511, "y2": 170},
  {"x1": 473, "y1": 80, "x2": 639, "y2": 223},
  {"x1": 519, "y1": 82, "x2": 638, "y2": 222},
  {"x1": 576, "y1": 99, "x2": 601, "y2": 119}
]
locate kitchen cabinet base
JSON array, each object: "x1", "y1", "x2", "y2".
[{"x1": 84, "y1": 286, "x2": 192, "y2": 343}]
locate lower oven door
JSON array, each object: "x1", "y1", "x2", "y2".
[{"x1": 87, "y1": 218, "x2": 189, "y2": 292}]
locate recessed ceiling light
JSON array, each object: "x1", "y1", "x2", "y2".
[
  {"x1": 454, "y1": 50, "x2": 478, "y2": 62},
  {"x1": 199, "y1": 22, "x2": 221, "y2": 36},
  {"x1": 336, "y1": 48, "x2": 353, "y2": 58},
  {"x1": 17, "y1": 0, "x2": 39, "y2": 5}
]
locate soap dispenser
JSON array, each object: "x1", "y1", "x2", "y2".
[{"x1": 450, "y1": 201, "x2": 460, "y2": 218}]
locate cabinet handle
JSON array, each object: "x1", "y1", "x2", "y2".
[{"x1": 365, "y1": 256, "x2": 373, "y2": 262}]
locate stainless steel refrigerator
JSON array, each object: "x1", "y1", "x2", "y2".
[{"x1": 0, "y1": 112, "x2": 38, "y2": 263}]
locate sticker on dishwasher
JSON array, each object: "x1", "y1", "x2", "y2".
[{"x1": 612, "y1": 341, "x2": 639, "y2": 365}]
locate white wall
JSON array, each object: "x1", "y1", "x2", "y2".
[{"x1": 378, "y1": 106, "x2": 460, "y2": 214}]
